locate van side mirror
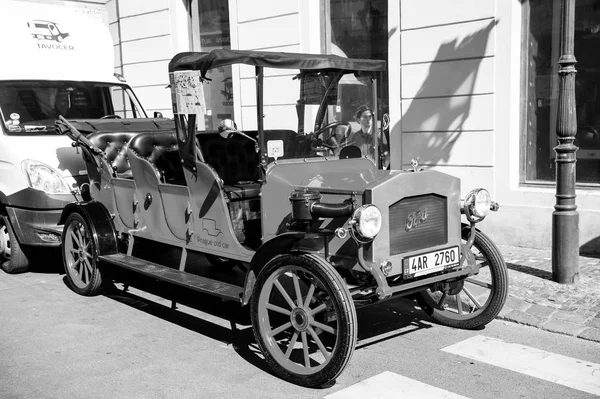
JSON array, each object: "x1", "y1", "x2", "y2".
[{"x1": 153, "y1": 111, "x2": 163, "y2": 118}]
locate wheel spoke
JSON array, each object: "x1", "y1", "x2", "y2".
[
  {"x1": 265, "y1": 303, "x2": 291, "y2": 316},
  {"x1": 436, "y1": 293, "x2": 447, "y2": 309},
  {"x1": 70, "y1": 231, "x2": 81, "y2": 247},
  {"x1": 274, "y1": 279, "x2": 296, "y2": 310},
  {"x1": 284, "y1": 331, "x2": 299, "y2": 360},
  {"x1": 79, "y1": 234, "x2": 88, "y2": 250},
  {"x1": 301, "y1": 331, "x2": 310, "y2": 368},
  {"x1": 310, "y1": 303, "x2": 327, "y2": 316},
  {"x1": 475, "y1": 256, "x2": 489, "y2": 268},
  {"x1": 78, "y1": 258, "x2": 86, "y2": 282},
  {"x1": 455, "y1": 294, "x2": 463, "y2": 314},
  {"x1": 310, "y1": 319, "x2": 335, "y2": 335},
  {"x1": 463, "y1": 287, "x2": 482, "y2": 309},
  {"x1": 269, "y1": 321, "x2": 292, "y2": 337},
  {"x1": 465, "y1": 277, "x2": 492, "y2": 289},
  {"x1": 308, "y1": 326, "x2": 331, "y2": 361},
  {"x1": 292, "y1": 273, "x2": 303, "y2": 306},
  {"x1": 303, "y1": 283, "x2": 316, "y2": 308},
  {"x1": 83, "y1": 257, "x2": 93, "y2": 283}
]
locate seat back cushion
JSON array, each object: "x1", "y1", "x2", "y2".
[
  {"x1": 196, "y1": 133, "x2": 259, "y2": 185},
  {"x1": 128, "y1": 131, "x2": 183, "y2": 184},
  {"x1": 88, "y1": 131, "x2": 138, "y2": 174}
]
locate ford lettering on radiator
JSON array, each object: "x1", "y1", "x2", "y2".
[{"x1": 406, "y1": 207, "x2": 428, "y2": 231}]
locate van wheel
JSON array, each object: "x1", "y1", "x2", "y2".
[
  {"x1": 251, "y1": 254, "x2": 357, "y2": 387},
  {"x1": 0, "y1": 215, "x2": 30, "y2": 274},
  {"x1": 62, "y1": 212, "x2": 104, "y2": 296}
]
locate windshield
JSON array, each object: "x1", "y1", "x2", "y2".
[
  {"x1": 297, "y1": 70, "x2": 378, "y2": 160},
  {"x1": 192, "y1": 67, "x2": 383, "y2": 163},
  {"x1": 0, "y1": 80, "x2": 146, "y2": 135}
]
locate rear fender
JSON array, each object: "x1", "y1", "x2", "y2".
[
  {"x1": 59, "y1": 201, "x2": 118, "y2": 256},
  {"x1": 241, "y1": 232, "x2": 306, "y2": 306}
]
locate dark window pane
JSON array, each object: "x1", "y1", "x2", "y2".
[
  {"x1": 523, "y1": 0, "x2": 600, "y2": 184},
  {"x1": 327, "y1": 0, "x2": 388, "y2": 118}
]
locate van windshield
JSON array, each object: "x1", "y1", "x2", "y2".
[{"x1": 0, "y1": 80, "x2": 146, "y2": 135}]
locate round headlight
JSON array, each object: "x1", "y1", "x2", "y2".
[
  {"x1": 351, "y1": 205, "x2": 382, "y2": 239},
  {"x1": 465, "y1": 188, "x2": 491, "y2": 220}
]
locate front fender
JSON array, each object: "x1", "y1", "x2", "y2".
[
  {"x1": 59, "y1": 201, "x2": 118, "y2": 256},
  {"x1": 241, "y1": 232, "x2": 306, "y2": 306}
]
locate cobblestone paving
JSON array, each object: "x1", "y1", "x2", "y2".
[{"x1": 496, "y1": 245, "x2": 600, "y2": 343}]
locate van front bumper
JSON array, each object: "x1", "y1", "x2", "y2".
[{"x1": 6, "y1": 207, "x2": 64, "y2": 247}]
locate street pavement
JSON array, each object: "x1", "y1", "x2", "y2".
[
  {"x1": 1, "y1": 259, "x2": 599, "y2": 399},
  {"x1": 497, "y1": 244, "x2": 600, "y2": 343}
]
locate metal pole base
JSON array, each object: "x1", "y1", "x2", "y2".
[{"x1": 552, "y1": 211, "x2": 579, "y2": 284}]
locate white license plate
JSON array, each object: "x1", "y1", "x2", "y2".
[{"x1": 403, "y1": 246, "x2": 460, "y2": 277}]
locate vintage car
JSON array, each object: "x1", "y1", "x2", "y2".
[{"x1": 56, "y1": 49, "x2": 508, "y2": 388}]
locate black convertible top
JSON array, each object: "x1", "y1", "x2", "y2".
[{"x1": 169, "y1": 49, "x2": 386, "y2": 77}]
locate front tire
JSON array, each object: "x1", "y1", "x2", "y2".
[
  {"x1": 62, "y1": 212, "x2": 104, "y2": 296},
  {"x1": 417, "y1": 226, "x2": 508, "y2": 329},
  {"x1": 0, "y1": 215, "x2": 30, "y2": 274},
  {"x1": 250, "y1": 253, "x2": 357, "y2": 387}
]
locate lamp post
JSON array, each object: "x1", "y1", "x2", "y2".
[{"x1": 552, "y1": 0, "x2": 579, "y2": 284}]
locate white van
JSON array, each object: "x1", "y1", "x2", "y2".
[{"x1": 0, "y1": 0, "x2": 169, "y2": 273}]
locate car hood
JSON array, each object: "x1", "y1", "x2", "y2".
[{"x1": 261, "y1": 157, "x2": 460, "y2": 240}]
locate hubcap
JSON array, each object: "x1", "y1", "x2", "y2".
[{"x1": 291, "y1": 307, "x2": 310, "y2": 331}]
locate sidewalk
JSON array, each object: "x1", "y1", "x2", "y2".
[{"x1": 496, "y1": 245, "x2": 600, "y2": 343}]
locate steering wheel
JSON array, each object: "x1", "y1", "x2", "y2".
[
  {"x1": 314, "y1": 121, "x2": 351, "y2": 140},
  {"x1": 313, "y1": 121, "x2": 351, "y2": 151},
  {"x1": 100, "y1": 114, "x2": 122, "y2": 119}
]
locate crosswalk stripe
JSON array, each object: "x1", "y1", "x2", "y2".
[
  {"x1": 441, "y1": 335, "x2": 600, "y2": 396},
  {"x1": 324, "y1": 371, "x2": 471, "y2": 399}
]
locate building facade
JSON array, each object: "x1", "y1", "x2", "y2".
[{"x1": 32, "y1": 0, "x2": 600, "y2": 254}]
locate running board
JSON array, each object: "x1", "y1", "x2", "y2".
[{"x1": 98, "y1": 253, "x2": 243, "y2": 302}]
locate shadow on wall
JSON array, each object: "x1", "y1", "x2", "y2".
[
  {"x1": 399, "y1": 20, "x2": 497, "y2": 166},
  {"x1": 580, "y1": 237, "x2": 600, "y2": 257}
]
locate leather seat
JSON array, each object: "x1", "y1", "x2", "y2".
[
  {"x1": 127, "y1": 131, "x2": 184, "y2": 184},
  {"x1": 88, "y1": 131, "x2": 139, "y2": 177},
  {"x1": 196, "y1": 133, "x2": 261, "y2": 199}
]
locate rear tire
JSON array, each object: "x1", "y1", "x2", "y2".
[
  {"x1": 62, "y1": 212, "x2": 104, "y2": 296},
  {"x1": 417, "y1": 226, "x2": 508, "y2": 329},
  {"x1": 0, "y1": 214, "x2": 30, "y2": 274}
]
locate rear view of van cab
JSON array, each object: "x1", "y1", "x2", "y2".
[{"x1": 0, "y1": 0, "x2": 158, "y2": 273}]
